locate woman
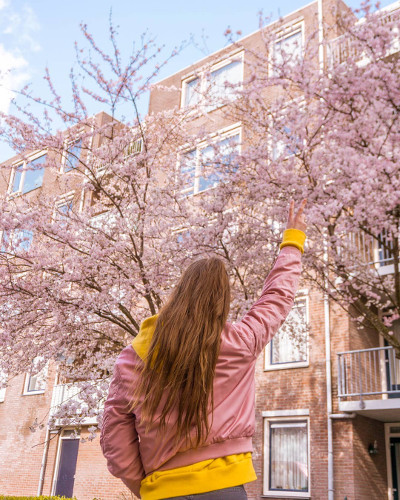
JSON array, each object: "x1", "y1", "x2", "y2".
[{"x1": 100, "y1": 199, "x2": 307, "y2": 500}]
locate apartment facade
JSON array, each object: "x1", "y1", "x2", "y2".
[{"x1": 1, "y1": 0, "x2": 400, "y2": 499}]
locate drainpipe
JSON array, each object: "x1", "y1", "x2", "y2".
[
  {"x1": 37, "y1": 369, "x2": 58, "y2": 495},
  {"x1": 37, "y1": 426, "x2": 51, "y2": 496},
  {"x1": 318, "y1": 0, "x2": 324, "y2": 73},
  {"x1": 317, "y1": 1, "x2": 334, "y2": 499},
  {"x1": 324, "y1": 289, "x2": 334, "y2": 500}
]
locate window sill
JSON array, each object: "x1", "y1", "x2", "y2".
[
  {"x1": 22, "y1": 390, "x2": 45, "y2": 396},
  {"x1": 262, "y1": 494, "x2": 310, "y2": 499},
  {"x1": 8, "y1": 186, "x2": 42, "y2": 199},
  {"x1": 264, "y1": 361, "x2": 309, "y2": 372}
]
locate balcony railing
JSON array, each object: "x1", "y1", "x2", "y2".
[
  {"x1": 327, "y1": 3, "x2": 400, "y2": 68},
  {"x1": 338, "y1": 346, "x2": 400, "y2": 410},
  {"x1": 50, "y1": 382, "x2": 104, "y2": 426}
]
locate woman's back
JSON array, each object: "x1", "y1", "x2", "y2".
[
  {"x1": 101, "y1": 245, "x2": 303, "y2": 494},
  {"x1": 100, "y1": 199, "x2": 307, "y2": 499}
]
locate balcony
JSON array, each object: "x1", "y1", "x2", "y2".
[
  {"x1": 337, "y1": 346, "x2": 400, "y2": 421},
  {"x1": 327, "y1": 3, "x2": 400, "y2": 68},
  {"x1": 50, "y1": 382, "x2": 104, "y2": 426}
]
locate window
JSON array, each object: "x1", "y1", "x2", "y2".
[
  {"x1": 125, "y1": 138, "x2": 143, "y2": 158},
  {"x1": 271, "y1": 125, "x2": 302, "y2": 161},
  {"x1": 378, "y1": 228, "x2": 395, "y2": 266},
  {"x1": 1, "y1": 229, "x2": 33, "y2": 254},
  {"x1": 179, "y1": 131, "x2": 240, "y2": 196},
  {"x1": 64, "y1": 139, "x2": 82, "y2": 172},
  {"x1": 0, "y1": 371, "x2": 7, "y2": 403},
  {"x1": 182, "y1": 54, "x2": 243, "y2": 111},
  {"x1": 23, "y1": 356, "x2": 48, "y2": 395},
  {"x1": 206, "y1": 59, "x2": 243, "y2": 109},
  {"x1": 264, "y1": 419, "x2": 309, "y2": 496},
  {"x1": 9, "y1": 154, "x2": 46, "y2": 195},
  {"x1": 272, "y1": 28, "x2": 303, "y2": 75},
  {"x1": 55, "y1": 198, "x2": 74, "y2": 227},
  {"x1": 265, "y1": 295, "x2": 309, "y2": 370},
  {"x1": 184, "y1": 77, "x2": 201, "y2": 107}
]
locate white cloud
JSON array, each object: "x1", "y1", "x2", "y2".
[
  {"x1": 2, "y1": 5, "x2": 41, "y2": 52},
  {"x1": 0, "y1": 44, "x2": 29, "y2": 113},
  {"x1": 0, "y1": 3, "x2": 41, "y2": 114}
]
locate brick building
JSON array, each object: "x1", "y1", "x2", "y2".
[{"x1": 1, "y1": 0, "x2": 400, "y2": 499}]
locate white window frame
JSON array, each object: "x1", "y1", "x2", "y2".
[
  {"x1": 268, "y1": 96, "x2": 306, "y2": 162},
  {"x1": 22, "y1": 356, "x2": 49, "y2": 395},
  {"x1": 0, "y1": 228, "x2": 34, "y2": 256},
  {"x1": 53, "y1": 191, "x2": 75, "y2": 223},
  {"x1": 180, "y1": 51, "x2": 244, "y2": 112},
  {"x1": 269, "y1": 21, "x2": 305, "y2": 77},
  {"x1": 62, "y1": 133, "x2": 84, "y2": 174},
  {"x1": 263, "y1": 413, "x2": 311, "y2": 498},
  {"x1": 0, "y1": 371, "x2": 7, "y2": 403},
  {"x1": 8, "y1": 150, "x2": 47, "y2": 197},
  {"x1": 265, "y1": 290, "x2": 309, "y2": 371},
  {"x1": 124, "y1": 137, "x2": 143, "y2": 158},
  {"x1": 178, "y1": 123, "x2": 242, "y2": 197}
]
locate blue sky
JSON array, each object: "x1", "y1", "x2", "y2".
[{"x1": 0, "y1": 0, "x2": 395, "y2": 161}]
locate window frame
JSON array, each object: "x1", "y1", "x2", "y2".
[
  {"x1": 177, "y1": 124, "x2": 242, "y2": 197},
  {"x1": 264, "y1": 290, "x2": 309, "y2": 371},
  {"x1": 0, "y1": 371, "x2": 7, "y2": 403},
  {"x1": 268, "y1": 96, "x2": 306, "y2": 162},
  {"x1": 0, "y1": 228, "x2": 34, "y2": 255},
  {"x1": 180, "y1": 51, "x2": 244, "y2": 112},
  {"x1": 53, "y1": 192, "x2": 75, "y2": 225},
  {"x1": 263, "y1": 415, "x2": 311, "y2": 498},
  {"x1": 22, "y1": 356, "x2": 49, "y2": 396},
  {"x1": 8, "y1": 150, "x2": 47, "y2": 197},
  {"x1": 269, "y1": 21, "x2": 305, "y2": 77},
  {"x1": 62, "y1": 136, "x2": 83, "y2": 174}
]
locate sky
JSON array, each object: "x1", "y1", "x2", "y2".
[{"x1": 0, "y1": 0, "x2": 396, "y2": 161}]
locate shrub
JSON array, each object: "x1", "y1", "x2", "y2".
[{"x1": 0, "y1": 496, "x2": 77, "y2": 500}]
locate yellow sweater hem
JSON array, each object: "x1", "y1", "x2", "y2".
[{"x1": 140, "y1": 453, "x2": 256, "y2": 500}]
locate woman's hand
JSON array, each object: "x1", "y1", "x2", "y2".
[{"x1": 286, "y1": 199, "x2": 307, "y2": 233}]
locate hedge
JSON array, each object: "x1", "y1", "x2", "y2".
[{"x1": 0, "y1": 496, "x2": 77, "y2": 500}]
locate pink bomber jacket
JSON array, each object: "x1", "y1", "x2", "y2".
[{"x1": 100, "y1": 245, "x2": 302, "y2": 496}]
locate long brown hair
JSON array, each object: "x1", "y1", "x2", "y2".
[{"x1": 129, "y1": 257, "x2": 231, "y2": 448}]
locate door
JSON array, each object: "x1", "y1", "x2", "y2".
[
  {"x1": 391, "y1": 438, "x2": 400, "y2": 500},
  {"x1": 54, "y1": 437, "x2": 79, "y2": 497}
]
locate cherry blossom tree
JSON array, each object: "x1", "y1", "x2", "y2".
[
  {"x1": 0, "y1": 19, "x2": 279, "y2": 433},
  {"x1": 1, "y1": 0, "x2": 400, "y2": 437},
  {"x1": 227, "y1": 0, "x2": 400, "y2": 350}
]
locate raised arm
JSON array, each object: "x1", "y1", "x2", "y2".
[{"x1": 232, "y1": 200, "x2": 307, "y2": 357}]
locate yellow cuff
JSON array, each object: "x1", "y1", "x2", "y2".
[{"x1": 279, "y1": 228, "x2": 306, "y2": 254}]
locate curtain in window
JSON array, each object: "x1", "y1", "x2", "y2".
[
  {"x1": 27, "y1": 356, "x2": 48, "y2": 392},
  {"x1": 270, "y1": 422, "x2": 308, "y2": 491},
  {"x1": 199, "y1": 135, "x2": 240, "y2": 192},
  {"x1": 181, "y1": 150, "x2": 196, "y2": 194},
  {"x1": 209, "y1": 60, "x2": 242, "y2": 101},
  {"x1": 274, "y1": 31, "x2": 302, "y2": 67},
  {"x1": 185, "y1": 77, "x2": 201, "y2": 107},
  {"x1": 271, "y1": 299, "x2": 307, "y2": 364}
]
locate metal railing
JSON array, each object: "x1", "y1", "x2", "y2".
[
  {"x1": 327, "y1": 4, "x2": 400, "y2": 67},
  {"x1": 337, "y1": 346, "x2": 400, "y2": 408},
  {"x1": 50, "y1": 382, "x2": 104, "y2": 426}
]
